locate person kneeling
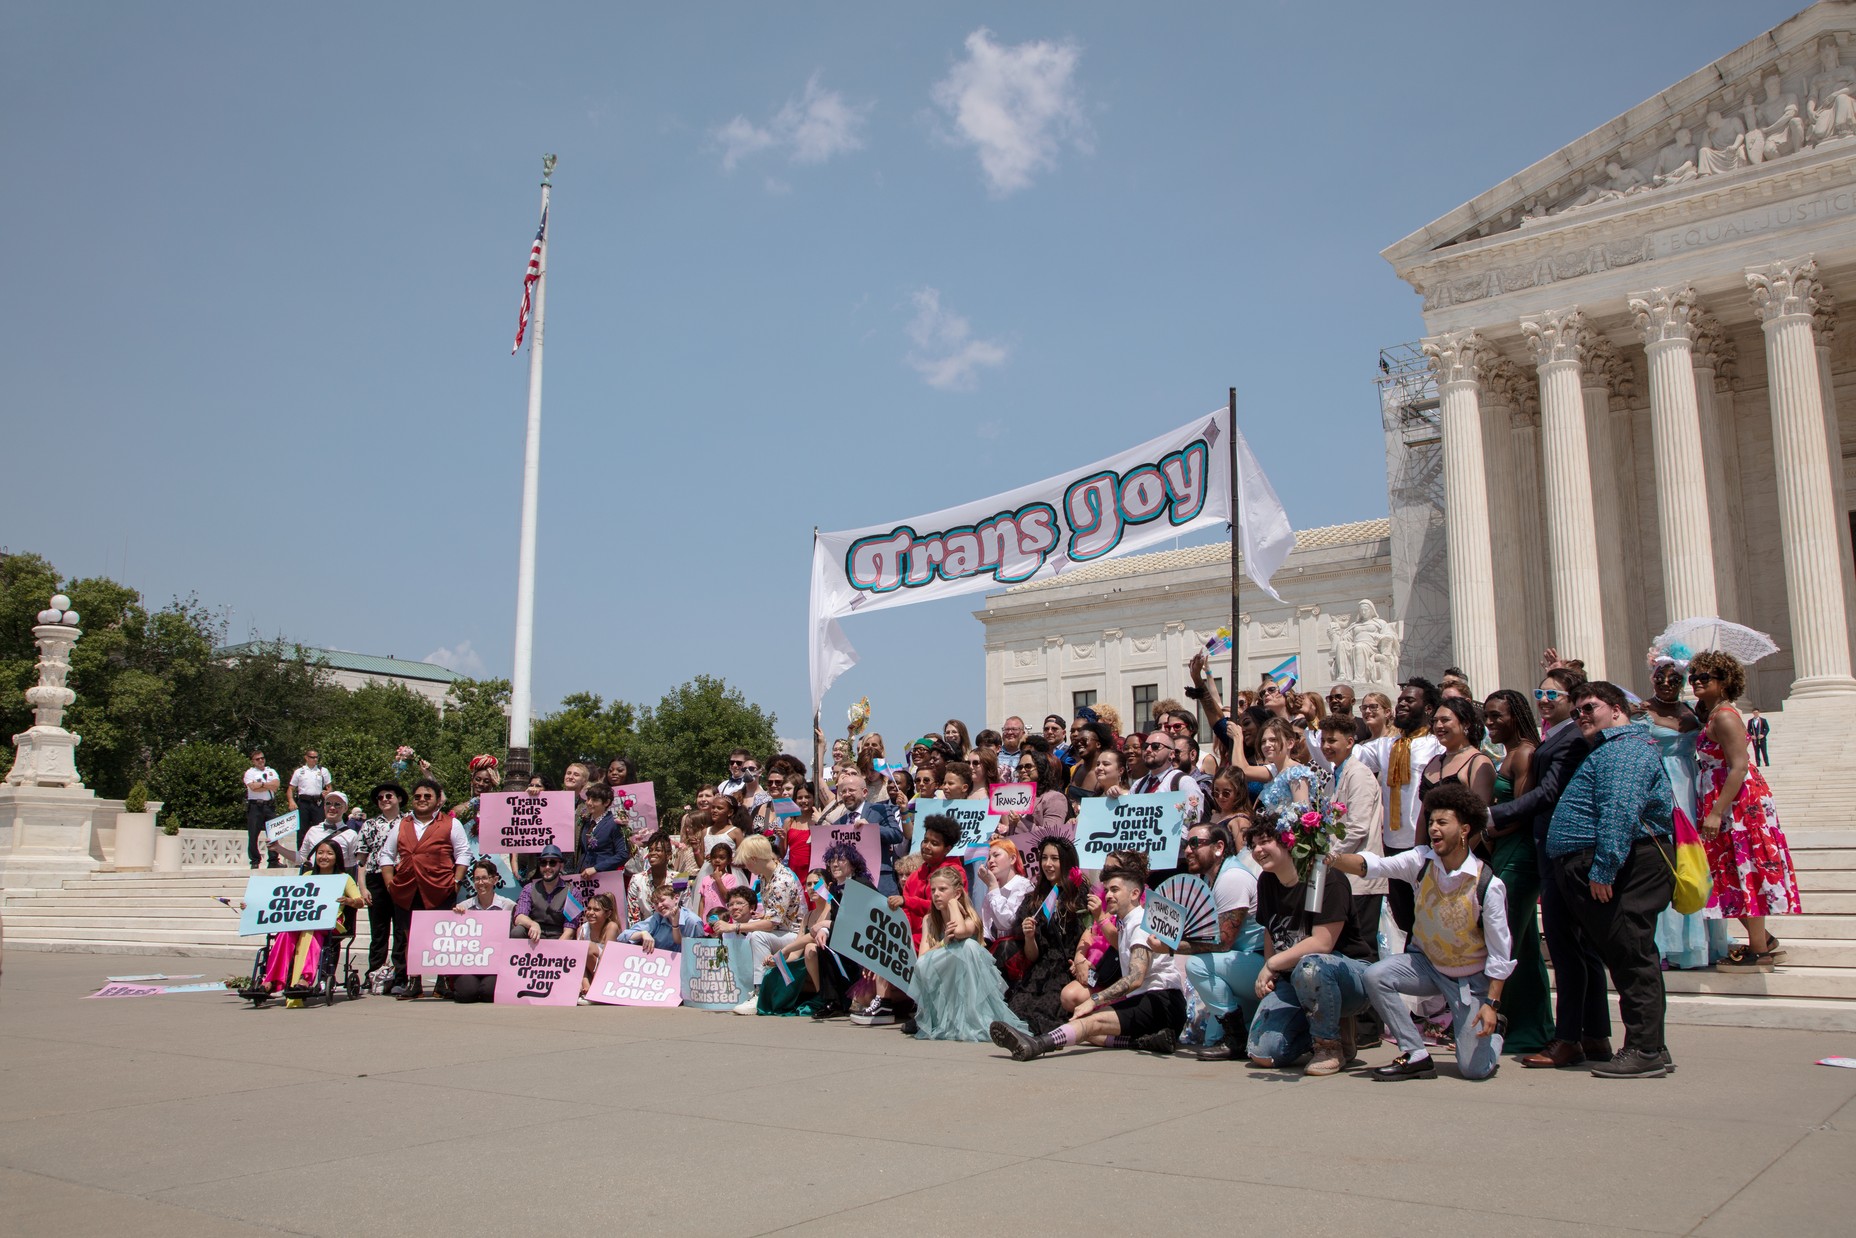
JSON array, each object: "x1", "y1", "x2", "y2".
[
  {"x1": 990, "y1": 870, "x2": 1185, "y2": 1060},
  {"x1": 914, "y1": 866, "x2": 1029, "y2": 1042},
  {"x1": 1326, "y1": 783, "x2": 1510, "y2": 1080},
  {"x1": 1242, "y1": 817, "x2": 1374, "y2": 1076}
]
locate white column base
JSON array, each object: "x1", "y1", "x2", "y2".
[
  {"x1": 1784, "y1": 675, "x2": 1856, "y2": 702},
  {"x1": 0, "y1": 784, "x2": 100, "y2": 890}
]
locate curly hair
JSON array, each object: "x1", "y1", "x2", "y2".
[
  {"x1": 1689, "y1": 650, "x2": 1747, "y2": 699},
  {"x1": 1421, "y1": 780, "x2": 1488, "y2": 834}
]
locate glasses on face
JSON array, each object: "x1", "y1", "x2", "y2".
[
  {"x1": 539, "y1": 859, "x2": 562, "y2": 867},
  {"x1": 412, "y1": 792, "x2": 437, "y2": 801},
  {"x1": 1535, "y1": 689, "x2": 1566, "y2": 703},
  {"x1": 729, "y1": 759, "x2": 745, "y2": 768},
  {"x1": 1574, "y1": 702, "x2": 1603, "y2": 719},
  {"x1": 1687, "y1": 672, "x2": 1717, "y2": 685},
  {"x1": 1143, "y1": 740, "x2": 1171, "y2": 751},
  {"x1": 1186, "y1": 836, "x2": 1215, "y2": 849},
  {"x1": 743, "y1": 767, "x2": 759, "y2": 777}
]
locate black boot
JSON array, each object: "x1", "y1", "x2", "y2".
[{"x1": 990, "y1": 1021, "x2": 1059, "y2": 1061}]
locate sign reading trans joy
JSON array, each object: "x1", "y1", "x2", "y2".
[{"x1": 809, "y1": 411, "x2": 1234, "y2": 710}]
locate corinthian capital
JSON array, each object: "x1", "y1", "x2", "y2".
[
  {"x1": 1519, "y1": 307, "x2": 1587, "y2": 368},
  {"x1": 1421, "y1": 329, "x2": 1487, "y2": 387},
  {"x1": 1579, "y1": 332, "x2": 1628, "y2": 397},
  {"x1": 1813, "y1": 290, "x2": 1838, "y2": 348},
  {"x1": 1748, "y1": 256, "x2": 1822, "y2": 323},
  {"x1": 1628, "y1": 285, "x2": 1698, "y2": 346},
  {"x1": 1480, "y1": 352, "x2": 1533, "y2": 411},
  {"x1": 1690, "y1": 311, "x2": 1738, "y2": 379}
]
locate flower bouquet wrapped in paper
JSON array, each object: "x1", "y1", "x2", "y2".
[
  {"x1": 847, "y1": 696, "x2": 871, "y2": 736},
  {"x1": 1268, "y1": 799, "x2": 1348, "y2": 911}
]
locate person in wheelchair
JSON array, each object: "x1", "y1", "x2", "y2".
[
  {"x1": 297, "y1": 792, "x2": 360, "y2": 876},
  {"x1": 262, "y1": 839, "x2": 366, "y2": 1008}
]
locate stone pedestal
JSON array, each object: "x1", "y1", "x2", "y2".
[{"x1": 0, "y1": 784, "x2": 100, "y2": 888}]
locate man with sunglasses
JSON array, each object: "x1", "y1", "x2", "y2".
[
  {"x1": 513, "y1": 844, "x2": 583, "y2": 946},
  {"x1": 1133, "y1": 734, "x2": 1191, "y2": 795},
  {"x1": 378, "y1": 777, "x2": 471, "y2": 999},
  {"x1": 1147, "y1": 822, "x2": 1264, "y2": 1060},
  {"x1": 1544, "y1": 681, "x2": 1676, "y2": 1079},
  {"x1": 1490, "y1": 666, "x2": 1611, "y2": 1070}
]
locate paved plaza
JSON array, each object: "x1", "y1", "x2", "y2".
[{"x1": 2, "y1": 951, "x2": 1854, "y2": 1236}]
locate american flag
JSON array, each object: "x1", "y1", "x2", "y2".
[{"x1": 511, "y1": 205, "x2": 548, "y2": 354}]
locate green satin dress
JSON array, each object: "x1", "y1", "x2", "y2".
[{"x1": 1488, "y1": 771, "x2": 1553, "y2": 1054}]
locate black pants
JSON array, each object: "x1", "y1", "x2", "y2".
[
  {"x1": 1752, "y1": 736, "x2": 1770, "y2": 765},
  {"x1": 1384, "y1": 845, "x2": 1415, "y2": 935},
  {"x1": 389, "y1": 888, "x2": 435, "y2": 983},
  {"x1": 296, "y1": 796, "x2": 323, "y2": 845},
  {"x1": 365, "y1": 871, "x2": 395, "y2": 977},
  {"x1": 246, "y1": 801, "x2": 275, "y2": 867},
  {"x1": 1348, "y1": 892, "x2": 1384, "y2": 964},
  {"x1": 1539, "y1": 834, "x2": 1611, "y2": 1042},
  {"x1": 1551, "y1": 838, "x2": 1674, "y2": 1054},
  {"x1": 452, "y1": 974, "x2": 496, "y2": 1003}
]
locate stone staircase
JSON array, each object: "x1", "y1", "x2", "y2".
[
  {"x1": 1756, "y1": 701, "x2": 1856, "y2": 833},
  {"x1": 2, "y1": 871, "x2": 261, "y2": 959},
  {"x1": 1660, "y1": 827, "x2": 1856, "y2": 1032}
]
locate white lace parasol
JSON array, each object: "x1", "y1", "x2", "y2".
[{"x1": 1652, "y1": 616, "x2": 1780, "y2": 665}]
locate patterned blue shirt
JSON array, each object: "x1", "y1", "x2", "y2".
[{"x1": 1546, "y1": 721, "x2": 1673, "y2": 885}]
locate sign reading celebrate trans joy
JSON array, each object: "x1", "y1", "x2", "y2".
[{"x1": 809, "y1": 411, "x2": 1235, "y2": 709}]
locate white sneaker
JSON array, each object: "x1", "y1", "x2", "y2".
[{"x1": 732, "y1": 993, "x2": 759, "y2": 1015}]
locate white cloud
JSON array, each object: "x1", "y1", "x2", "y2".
[
  {"x1": 905, "y1": 288, "x2": 1008, "y2": 391},
  {"x1": 931, "y1": 28, "x2": 1091, "y2": 196},
  {"x1": 423, "y1": 640, "x2": 485, "y2": 676},
  {"x1": 715, "y1": 74, "x2": 872, "y2": 174}
]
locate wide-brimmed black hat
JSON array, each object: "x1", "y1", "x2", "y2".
[{"x1": 368, "y1": 781, "x2": 409, "y2": 808}]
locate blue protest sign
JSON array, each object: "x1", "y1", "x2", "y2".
[
  {"x1": 237, "y1": 874, "x2": 348, "y2": 936},
  {"x1": 1075, "y1": 790, "x2": 1192, "y2": 868},
  {"x1": 828, "y1": 878, "x2": 916, "y2": 997},
  {"x1": 681, "y1": 937, "x2": 746, "y2": 1010},
  {"x1": 927, "y1": 798, "x2": 996, "y2": 857}
]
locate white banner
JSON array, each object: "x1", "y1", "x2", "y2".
[{"x1": 809, "y1": 409, "x2": 1234, "y2": 709}]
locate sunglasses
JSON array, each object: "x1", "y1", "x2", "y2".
[
  {"x1": 539, "y1": 858, "x2": 563, "y2": 866},
  {"x1": 1686, "y1": 672, "x2": 1717, "y2": 685},
  {"x1": 1534, "y1": 689, "x2": 1566, "y2": 702},
  {"x1": 1186, "y1": 837, "x2": 1216, "y2": 848},
  {"x1": 1573, "y1": 702, "x2": 1603, "y2": 718},
  {"x1": 1143, "y1": 740, "x2": 1172, "y2": 750}
]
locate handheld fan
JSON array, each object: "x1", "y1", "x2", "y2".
[{"x1": 1152, "y1": 873, "x2": 1219, "y2": 944}]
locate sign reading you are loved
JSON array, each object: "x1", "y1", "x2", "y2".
[
  {"x1": 406, "y1": 909, "x2": 513, "y2": 975},
  {"x1": 1075, "y1": 790, "x2": 1191, "y2": 865},
  {"x1": 828, "y1": 879, "x2": 916, "y2": 997},
  {"x1": 477, "y1": 791, "x2": 576, "y2": 853},
  {"x1": 236, "y1": 875, "x2": 349, "y2": 936},
  {"x1": 490, "y1": 939, "x2": 588, "y2": 1005},
  {"x1": 587, "y1": 943, "x2": 681, "y2": 1007}
]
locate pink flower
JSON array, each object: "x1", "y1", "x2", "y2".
[
  {"x1": 1331, "y1": 802, "x2": 1346, "y2": 814},
  {"x1": 1300, "y1": 811, "x2": 1320, "y2": 828}
]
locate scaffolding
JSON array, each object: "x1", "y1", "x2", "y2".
[{"x1": 1375, "y1": 342, "x2": 1451, "y2": 681}]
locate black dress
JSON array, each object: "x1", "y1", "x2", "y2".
[{"x1": 995, "y1": 885, "x2": 1085, "y2": 1034}]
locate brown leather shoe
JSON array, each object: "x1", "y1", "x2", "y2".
[
  {"x1": 1521, "y1": 1039, "x2": 1586, "y2": 1069},
  {"x1": 1581, "y1": 1037, "x2": 1614, "y2": 1062}
]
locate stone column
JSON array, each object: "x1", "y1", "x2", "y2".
[
  {"x1": 1509, "y1": 398, "x2": 1554, "y2": 665},
  {"x1": 1042, "y1": 635, "x2": 1065, "y2": 710},
  {"x1": 1747, "y1": 257, "x2": 1856, "y2": 697},
  {"x1": 1522, "y1": 308, "x2": 1608, "y2": 678},
  {"x1": 1481, "y1": 353, "x2": 1540, "y2": 691},
  {"x1": 1812, "y1": 293, "x2": 1856, "y2": 667},
  {"x1": 1630, "y1": 285, "x2": 1720, "y2": 622},
  {"x1": 1579, "y1": 334, "x2": 1638, "y2": 677},
  {"x1": 1691, "y1": 314, "x2": 1746, "y2": 620},
  {"x1": 1422, "y1": 330, "x2": 1501, "y2": 694}
]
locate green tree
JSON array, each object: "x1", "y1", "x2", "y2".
[
  {"x1": 631, "y1": 675, "x2": 777, "y2": 813},
  {"x1": 430, "y1": 677, "x2": 511, "y2": 794},
  {"x1": 531, "y1": 692, "x2": 635, "y2": 787},
  {"x1": 149, "y1": 740, "x2": 251, "y2": 831}
]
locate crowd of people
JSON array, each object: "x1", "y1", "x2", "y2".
[{"x1": 241, "y1": 642, "x2": 1802, "y2": 1081}]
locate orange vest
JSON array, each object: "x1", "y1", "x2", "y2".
[{"x1": 387, "y1": 812, "x2": 459, "y2": 909}]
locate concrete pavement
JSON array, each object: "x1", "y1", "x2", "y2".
[{"x1": 3, "y1": 949, "x2": 1854, "y2": 1236}]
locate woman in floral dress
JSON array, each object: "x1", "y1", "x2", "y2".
[{"x1": 1689, "y1": 650, "x2": 1801, "y2": 969}]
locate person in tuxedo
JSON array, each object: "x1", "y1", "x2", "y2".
[{"x1": 1486, "y1": 666, "x2": 1611, "y2": 1069}]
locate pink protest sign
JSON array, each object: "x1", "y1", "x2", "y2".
[
  {"x1": 585, "y1": 943, "x2": 681, "y2": 1007},
  {"x1": 614, "y1": 781, "x2": 659, "y2": 846},
  {"x1": 491, "y1": 938, "x2": 589, "y2": 1005},
  {"x1": 1004, "y1": 820, "x2": 1074, "y2": 866},
  {"x1": 813, "y1": 811, "x2": 882, "y2": 885},
  {"x1": 406, "y1": 909, "x2": 515, "y2": 976},
  {"x1": 86, "y1": 983, "x2": 162, "y2": 999},
  {"x1": 477, "y1": 791, "x2": 576, "y2": 853},
  {"x1": 988, "y1": 782, "x2": 1036, "y2": 815},
  {"x1": 565, "y1": 870, "x2": 631, "y2": 930}
]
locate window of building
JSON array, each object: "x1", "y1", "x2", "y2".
[
  {"x1": 1131, "y1": 684, "x2": 1158, "y2": 732},
  {"x1": 1072, "y1": 689, "x2": 1098, "y2": 715}
]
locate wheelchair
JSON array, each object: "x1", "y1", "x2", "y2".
[{"x1": 240, "y1": 913, "x2": 363, "y2": 1008}]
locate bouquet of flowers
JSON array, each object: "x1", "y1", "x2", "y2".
[
  {"x1": 393, "y1": 745, "x2": 417, "y2": 772},
  {"x1": 1270, "y1": 799, "x2": 1348, "y2": 909},
  {"x1": 847, "y1": 696, "x2": 871, "y2": 736}
]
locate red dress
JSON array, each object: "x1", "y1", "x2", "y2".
[{"x1": 1697, "y1": 706, "x2": 1801, "y2": 919}]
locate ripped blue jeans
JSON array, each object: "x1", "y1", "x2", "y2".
[{"x1": 1245, "y1": 952, "x2": 1371, "y2": 1063}]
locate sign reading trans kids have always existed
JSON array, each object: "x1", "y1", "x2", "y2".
[
  {"x1": 810, "y1": 411, "x2": 1232, "y2": 708},
  {"x1": 477, "y1": 791, "x2": 576, "y2": 853}
]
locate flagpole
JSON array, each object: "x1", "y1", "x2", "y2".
[
  {"x1": 507, "y1": 153, "x2": 555, "y2": 788},
  {"x1": 1228, "y1": 386, "x2": 1240, "y2": 711}
]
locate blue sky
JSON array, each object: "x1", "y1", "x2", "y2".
[{"x1": 0, "y1": 2, "x2": 1803, "y2": 750}]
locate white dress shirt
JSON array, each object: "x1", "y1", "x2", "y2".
[
  {"x1": 1358, "y1": 733, "x2": 1445, "y2": 850},
  {"x1": 377, "y1": 813, "x2": 471, "y2": 867}
]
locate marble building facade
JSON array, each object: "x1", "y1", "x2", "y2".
[{"x1": 1383, "y1": 2, "x2": 1856, "y2": 720}]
